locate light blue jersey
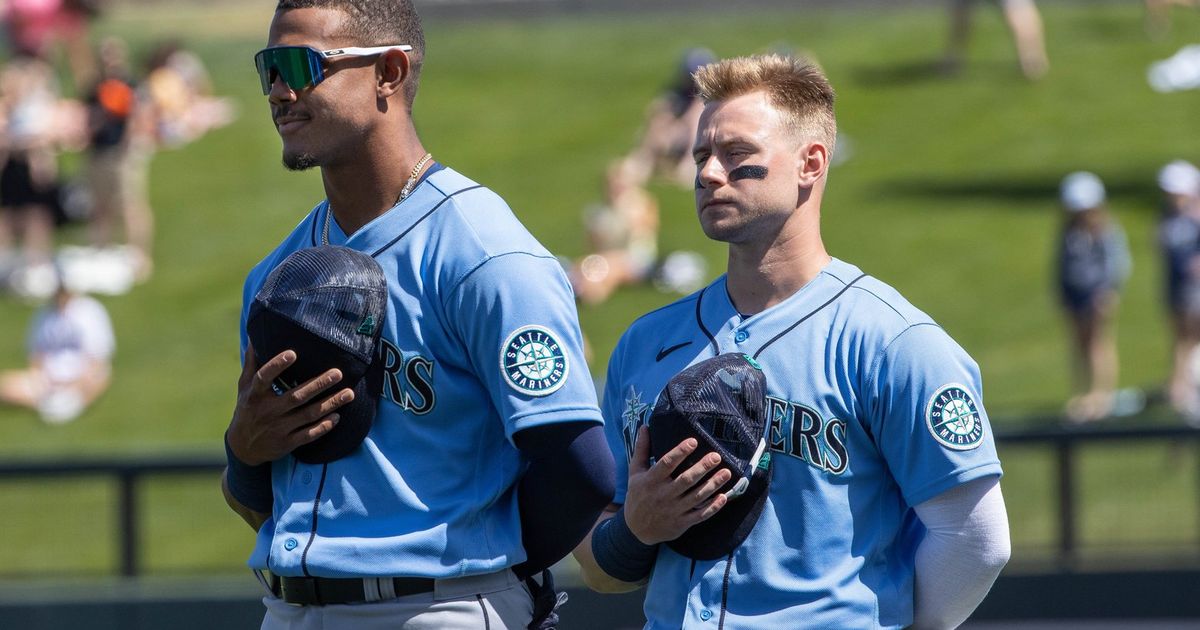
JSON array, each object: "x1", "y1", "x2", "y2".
[
  {"x1": 240, "y1": 164, "x2": 602, "y2": 578},
  {"x1": 603, "y1": 258, "x2": 1001, "y2": 629}
]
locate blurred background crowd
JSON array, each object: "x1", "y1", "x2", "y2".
[
  {"x1": 4, "y1": 0, "x2": 1200, "y2": 428},
  {"x1": 0, "y1": 0, "x2": 231, "y2": 422}
]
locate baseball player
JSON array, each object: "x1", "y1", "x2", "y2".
[
  {"x1": 220, "y1": 2, "x2": 614, "y2": 628},
  {"x1": 574, "y1": 54, "x2": 1011, "y2": 629}
]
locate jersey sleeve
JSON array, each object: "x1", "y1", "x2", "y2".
[
  {"x1": 601, "y1": 339, "x2": 632, "y2": 505},
  {"x1": 445, "y1": 252, "x2": 602, "y2": 439},
  {"x1": 865, "y1": 323, "x2": 1002, "y2": 507},
  {"x1": 239, "y1": 270, "x2": 257, "y2": 360}
]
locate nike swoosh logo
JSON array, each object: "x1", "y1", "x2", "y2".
[{"x1": 656, "y1": 341, "x2": 693, "y2": 362}]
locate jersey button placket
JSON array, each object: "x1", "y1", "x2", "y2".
[
  {"x1": 699, "y1": 609, "x2": 713, "y2": 621},
  {"x1": 734, "y1": 329, "x2": 749, "y2": 343}
]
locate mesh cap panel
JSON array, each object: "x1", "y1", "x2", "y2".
[
  {"x1": 656, "y1": 354, "x2": 768, "y2": 478},
  {"x1": 254, "y1": 247, "x2": 387, "y2": 363}
]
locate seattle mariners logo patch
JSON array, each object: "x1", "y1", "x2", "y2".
[
  {"x1": 926, "y1": 384, "x2": 984, "y2": 450},
  {"x1": 501, "y1": 326, "x2": 569, "y2": 396}
]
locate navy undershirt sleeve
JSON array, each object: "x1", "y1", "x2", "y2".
[{"x1": 512, "y1": 421, "x2": 615, "y2": 579}]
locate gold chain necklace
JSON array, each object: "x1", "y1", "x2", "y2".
[{"x1": 322, "y1": 152, "x2": 433, "y2": 245}]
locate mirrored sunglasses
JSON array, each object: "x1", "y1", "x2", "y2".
[{"x1": 253, "y1": 45, "x2": 412, "y2": 95}]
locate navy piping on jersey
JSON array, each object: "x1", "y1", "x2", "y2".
[
  {"x1": 306, "y1": 161, "x2": 457, "y2": 250},
  {"x1": 694, "y1": 272, "x2": 867, "y2": 359},
  {"x1": 696, "y1": 289, "x2": 720, "y2": 355},
  {"x1": 719, "y1": 551, "x2": 734, "y2": 629},
  {"x1": 300, "y1": 463, "x2": 329, "y2": 577},
  {"x1": 370, "y1": 184, "x2": 483, "y2": 258}
]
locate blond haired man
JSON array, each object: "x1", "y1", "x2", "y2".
[{"x1": 574, "y1": 55, "x2": 1010, "y2": 629}]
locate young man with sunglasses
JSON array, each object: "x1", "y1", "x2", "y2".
[
  {"x1": 573, "y1": 54, "x2": 1011, "y2": 629},
  {"x1": 220, "y1": 2, "x2": 614, "y2": 628}
]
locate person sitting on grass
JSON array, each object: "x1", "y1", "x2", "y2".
[{"x1": 0, "y1": 278, "x2": 114, "y2": 424}]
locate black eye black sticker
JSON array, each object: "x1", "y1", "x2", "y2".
[{"x1": 729, "y1": 165, "x2": 769, "y2": 181}]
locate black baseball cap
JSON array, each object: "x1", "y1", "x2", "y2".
[
  {"x1": 247, "y1": 246, "x2": 388, "y2": 464},
  {"x1": 649, "y1": 353, "x2": 773, "y2": 560}
]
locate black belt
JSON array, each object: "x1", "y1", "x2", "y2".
[{"x1": 273, "y1": 574, "x2": 436, "y2": 606}]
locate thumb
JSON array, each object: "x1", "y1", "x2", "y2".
[
  {"x1": 630, "y1": 425, "x2": 652, "y2": 475},
  {"x1": 238, "y1": 343, "x2": 259, "y2": 388}
]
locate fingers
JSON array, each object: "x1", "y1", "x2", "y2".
[
  {"x1": 646, "y1": 434, "x2": 698, "y2": 482},
  {"x1": 689, "y1": 465, "x2": 732, "y2": 505},
  {"x1": 688, "y1": 493, "x2": 728, "y2": 525},
  {"x1": 285, "y1": 385, "x2": 355, "y2": 444},
  {"x1": 672, "y1": 451, "x2": 723, "y2": 489},
  {"x1": 249, "y1": 349, "x2": 296, "y2": 396},
  {"x1": 286, "y1": 368, "x2": 345, "y2": 407},
  {"x1": 304, "y1": 386, "x2": 355, "y2": 421},
  {"x1": 292, "y1": 413, "x2": 340, "y2": 443}
]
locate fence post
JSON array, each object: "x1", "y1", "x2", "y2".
[
  {"x1": 1057, "y1": 439, "x2": 1075, "y2": 572},
  {"x1": 118, "y1": 469, "x2": 138, "y2": 577}
]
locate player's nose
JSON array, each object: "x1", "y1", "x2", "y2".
[
  {"x1": 267, "y1": 73, "x2": 297, "y2": 105},
  {"x1": 696, "y1": 156, "x2": 725, "y2": 189}
]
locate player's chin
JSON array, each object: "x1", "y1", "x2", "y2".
[
  {"x1": 698, "y1": 211, "x2": 741, "y2": 242},
  {"x1": 282, "y1": 150, "x2": 320, "y2": 171}
]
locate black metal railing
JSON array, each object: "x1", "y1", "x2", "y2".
[
  {"x1": 1, "y1": 424, "x2": 1198, "y2": 577},
  {"x1": 0, "y1": 456, "x2": 225, "y2": 577},
  {"x1": 994, "y1": 422, "x2": 1200, "y2": 571}
]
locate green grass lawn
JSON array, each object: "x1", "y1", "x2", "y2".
[{"x1": 1, "y1": 1, "x2": 1198, "y2": 576}]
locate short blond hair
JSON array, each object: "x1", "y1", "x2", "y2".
[{"x1": 694, "y1": 54, "x2": 836, "y2": 150}]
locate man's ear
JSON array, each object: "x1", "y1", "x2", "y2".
[
  {"x1": 377, "y1": 48, "x2": 411, "y2": 99},
  {"x1": 796, "y1": 141, "x2": 829, "y2": 188}
]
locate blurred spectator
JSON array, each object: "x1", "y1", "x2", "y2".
[
  {"x1": 943, "y1": 0, "x2": 1049, "y2": 80},
  {"x1": 0, "y1": 279, "x2": 114, "y2": 424},
  {"x1": 143, "y1": 39, "x2": 235, "y2": 148},
  {"x1": 564, "y1": 49, "x2": 717, "y2": 305},
  {"x1": 569, "y1": 158, "x2": 660, "y2": 304},
  {"x1": 2, "y1": 0, "x2": 103, "y2": 94},
  {"x1": 0, "y1": 55, "x2": 67, "y2": 299},
  {"x1": 84, "y1": 37, "x2": 155, "y2": 282},
  {"x1": 1147, "y1": 44, "x2": 1200, "y2": 93},
  {"x1": 1145, "y1": 0, "x2": 1200, "y2": 39},
  {"x1": 623, "y1": 47, "x2": 714, "y2": 189},
  {"x1": 1056, "y1": 172, "x2": 1131, "y2": 423},
  {"x1": 1156, "y1": 160, "x2": 1200, "y2": 418}
]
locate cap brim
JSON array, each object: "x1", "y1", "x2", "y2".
[
  {"x1": 666, "y1": 466, "x2": 771, "y2": 560},
  {"x1": 292, "y1": 369, "x2": 378, "y2": 464}
]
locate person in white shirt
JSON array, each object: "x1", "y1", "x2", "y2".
[{"x1": 0, "y1": 281, "x2": 114, "y2": 423}]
